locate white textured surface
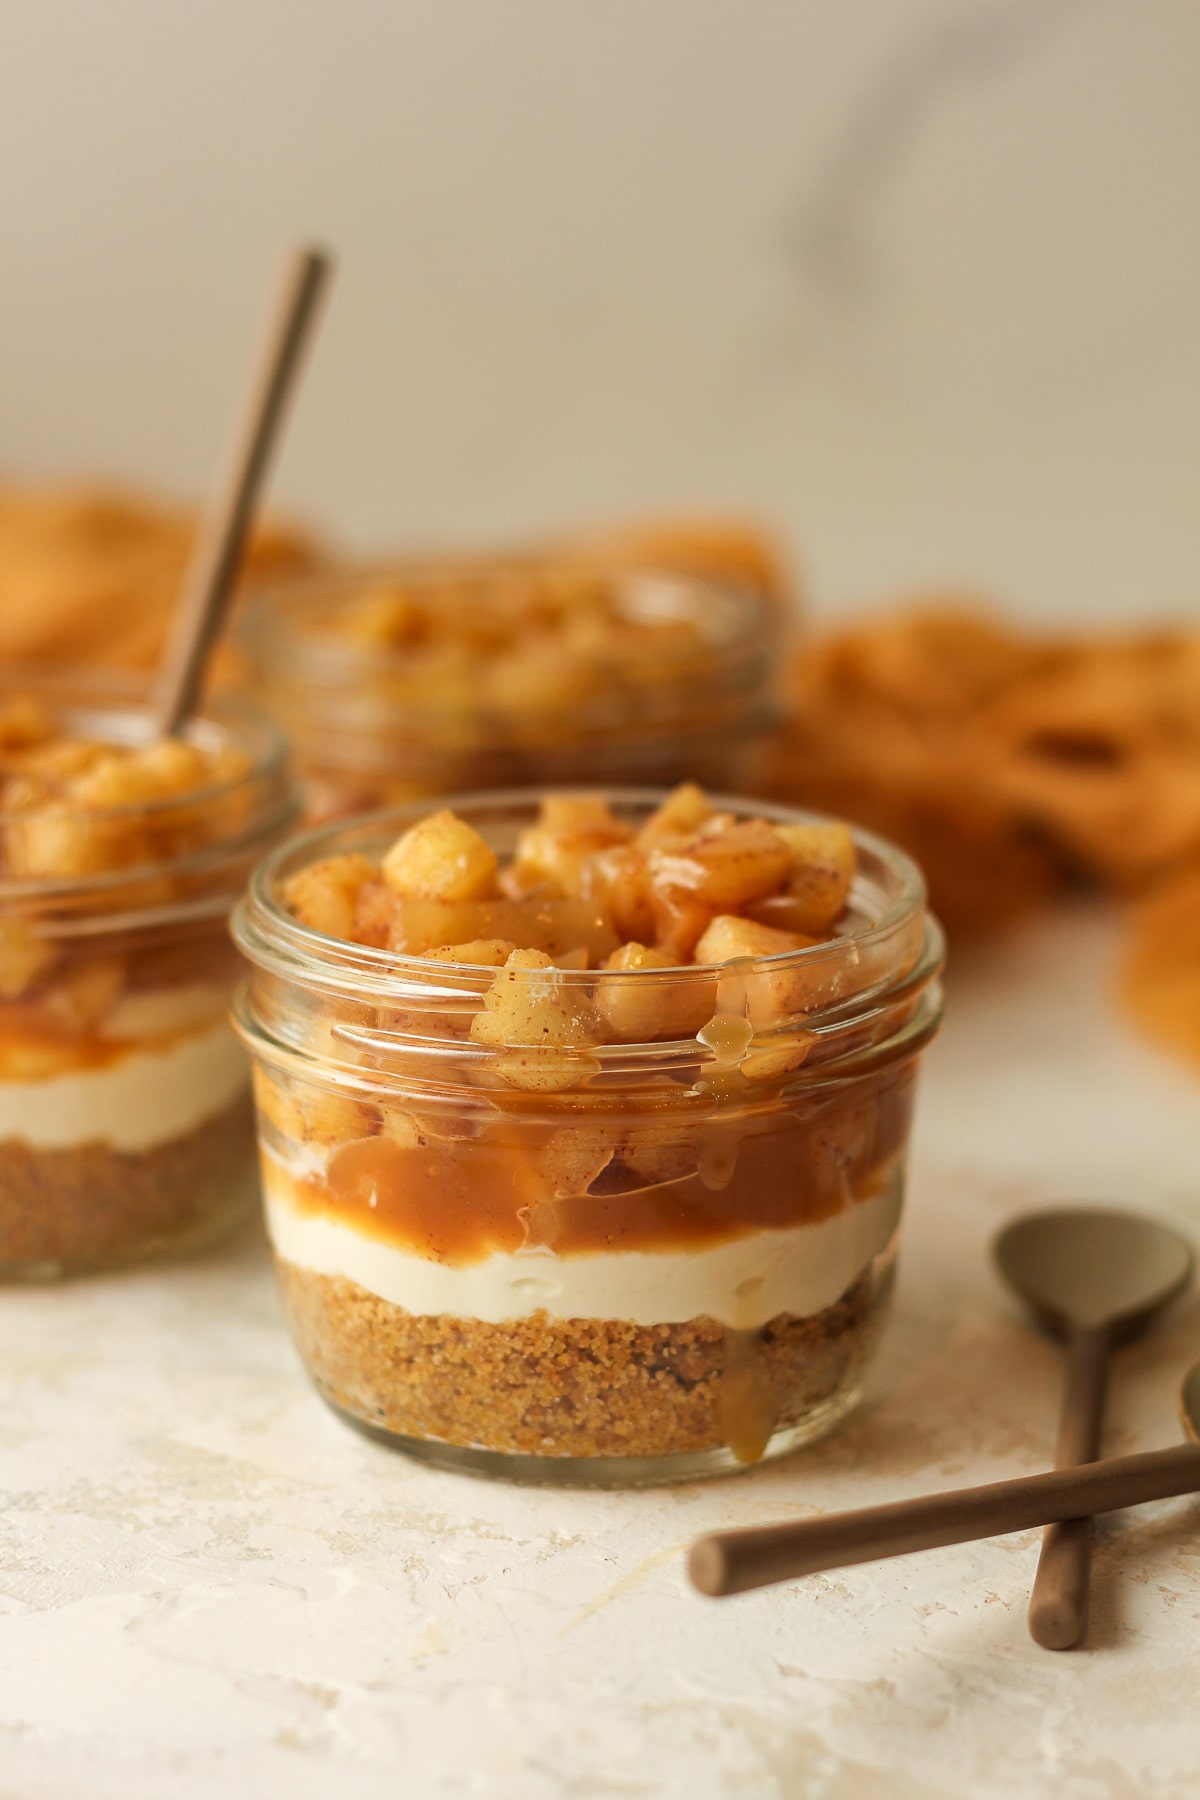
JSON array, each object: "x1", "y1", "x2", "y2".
[
  {"x1": 2, "y1": 904, "x2": 1200, "y2": 1797},
  {"x1": 262, "y1": 1171, "x2": 903, "y2": 1327}
]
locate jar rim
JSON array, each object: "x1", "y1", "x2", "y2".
[
  {"x1": 0, "y1": 665, "x2": 297, "y2": 907},
  {"x1": 235, "y1": 785, "x2": 932, "y2": 1004}
]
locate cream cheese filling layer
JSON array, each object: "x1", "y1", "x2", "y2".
[
  {"x1": 263, "y1": 1162, "x2": 901, "y2": 1329},
  {"x1": 0, "y1": 1020, "x2": 249, "y2": 1153}
]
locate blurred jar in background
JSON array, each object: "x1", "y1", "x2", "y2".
[
  {"x1": 242, "y1": 548, "x2": 792, "y2": 820},
  {"x1": 0, "y1": 669, "x2": 298, "y2": 1277}
]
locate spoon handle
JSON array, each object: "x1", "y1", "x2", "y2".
[
  {"x1": 1029, "y1": 1326, "x2": 1110, "y2": 1651},
  {"x1": 687, "y1": 1442, "x2": 1200, "y2": 1599},
  {"x1": 156, "y1": 246, "x2": 332, "y2": 736}
]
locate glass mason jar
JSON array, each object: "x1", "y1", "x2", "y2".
[
  {"x1": 240, "y1": 557, "x2": 783, "y2": 820},
  {"x1": 0, "y1": 669, "x2": 298, "y2": 1278},
  {"x1": 233, "y1": 789, "x2": 944, "y2": 1487}
]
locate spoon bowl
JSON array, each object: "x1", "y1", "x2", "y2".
[
  {"x1": 994, "y1": 1206, "x2": 1193, "y2": 1342},
  {"x1": 994, "y1": 1205, "x2": 1192, "y2": 1651}
]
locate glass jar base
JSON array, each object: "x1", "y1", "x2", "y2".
[
  {"x1": 0, "y1": 1093, "x2": 259, "y2": 1282},
  {"x1": 319, "y1": 1385, "x2": 863, "y2": 1488},
  {"x1": 0, "y1": 1176, "x2": 256, "y2": 1283}
]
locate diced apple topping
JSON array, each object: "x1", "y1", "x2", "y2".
[
  {"x1": 582, "y1": 844, "x2": 657, "y2": 944},
  {"x1": 378, "y1": 1108, "x2": 429, "y2": 1149},
  {"x1": 69, "y1": 740, "x2": 212, "y2": 811},
  {"x1": 512, "y1": 796, "x2": 631, "y2": 896},
  {"x1": 0, "y1": 704, "x2": 254, "y2": 882},
  {"x1": 538, "y1": 795, "x2": 631, "y2": 845},
  {"x1": 5, "y1": 803, "x2": 143, "y2": 880},
  {"x1": 0, "y1": 708, "x2": 265, "y2": 1078},
  {"x1": 387, "y1": 895, "x2": 618, "y2": 964},
  {"x1": 382, "y1": 809, "x2": 499, "y2": 902},
  {"x1": 283, "y1": 853, "x2": 377, "y2": 939},
  {"x1": 280, "y1": 788, "x2": 860, "y2": 1067},
  {"x1": 352, "y1": 878, "x2": 395, "y2": 948},
  {"x1": 22, "y1": 741, "x2": 107, "y2": 783},
  {"x1": 648, "y1": 891, "x2": 713, "y2": 964},
  {"x1": 762, "y1": 822, "x2": 856, "y2": 934},
  {"x1": 646, "y1": 819, "x2": 793, "y2": 912},
  {"x1": 635, "y1": 781, "x2": 712, "y2": 846},
  {"x1": 470, "y1": 948, "x2": 604, "y2": 1091},
  {"x1": 694, "y1": 915, "x2": 817, "y2": 1029},
  {"x1": 254, "y1": 1066, "x2": 377, "y2": 1146},
  {"x1": 310, "y1": 562, "x2": 719, "y2": 741},
  {"x1": 539, "y1": 1125, "x2": 614, "y2": 1198},
  {"x1": 595, "y1": 942, "x2": 714, "y2": 1041},
  {"x1": 42, "y1": 958, "x2": 127, "y2": 1032},
  {"x1": 470, "y1": 948, "x2": 602, "y2": 1050},
  {"x1": 425, "y1": 938, "x2": 517, "y2": 967},
  {"x1": 593, "y1": 941, "x2": 674, "y2": 1042}
]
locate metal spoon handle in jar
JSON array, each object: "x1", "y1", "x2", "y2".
[
  {"x1": 156, "y1": 245, "x2": 332, "y2": 737},
  {"x1": 687, "y1": 1441, "x2": 1200, "y2": 1599},
  {"x1": 1028, "y1": 1325, "x2": 1109, "y2": 1650}
]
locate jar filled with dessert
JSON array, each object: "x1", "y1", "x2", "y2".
[
  {"x1": 0, "y1": 670, "x2": 298, "y2": 1278},
  {"x1": 240, "y1": 557, "x2": 783, "y2": 819},
  {"x1": 234, "y1": 783, "x2": 943, "y2": 1485}
]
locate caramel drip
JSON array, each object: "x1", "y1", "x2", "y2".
[
  {"x1": 713, "y1": 1205, "x2": 782, "y2": 1465},
  {"x1": 695, "y1": 959, "x2": 752, "y2": 1194},
  {"x1": 696, "y1": 959, "x2": 753, "y2": 1075},
  {"x1": 716, "y1": 1328, "x2": 778, "y2": 1465}
]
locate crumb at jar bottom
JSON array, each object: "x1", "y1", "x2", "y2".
[
  {"x1": 0, "y1": 1097, "x2": 257, "y2": 1280},
  {"x1": 0, "y1": 1023, "x2": 259, "y2": 1278},
  {"x1": 264, "y1": 1169, "x2": 901, "y2": 1485},
  {"x1": 274, "y1": 1259, "x2": 893, "y2": 1485}
]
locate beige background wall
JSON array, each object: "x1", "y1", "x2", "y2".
[{"x1": 2, "y1": 0, "x2": 1197, "y2": 622}]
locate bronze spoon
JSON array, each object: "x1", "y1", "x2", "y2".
[
  {"x1": 994, "y1": 1207, "x2": 1193, "y2": 1650},
  {"x1": 155, "y1": 245, "x2": 332, "y2": 736},
  {"x1": 688, "y1": 1363, "x2": 1200, "y2": 1600}
]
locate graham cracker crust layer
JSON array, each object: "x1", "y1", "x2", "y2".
[
  {"x1": 275, "y1": 1257, "x2": 891, "y2": 1461},
  {"x1": 0, "y1": 1091, "x2": 256, "y2": 1275}
]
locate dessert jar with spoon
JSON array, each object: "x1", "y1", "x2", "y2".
[
  {"x1": 240, "y1": 556, "x2": 785, "y2": 820},
  {"x1": 234, "y1": 784, "x2": 944, "y2": 1484},
  {"x1": 0, "y1": 668, "x2": 298, "y2": 1277}
]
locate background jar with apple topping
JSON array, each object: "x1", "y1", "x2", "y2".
[
  {"x1": 234, "y1": 789, "x2": 943, "y2": 1486},
  {"x1": 0, "y1": 669, "x2": 298, "y2": 1278},
  {"x1": 240, "y1": 557, "x2": 785, "y2": 820}
]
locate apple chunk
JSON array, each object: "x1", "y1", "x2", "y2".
[
  {"x1": 594, "y1": 941, "x2": 716, "y2": 1042},
  {"x1": 382, "y1": 810, "x2": 498, "y2": 903},
  {"x1": 759, "y1": 822, "x2": 856, "y2": 934},
  {"x1": 389, "y1": 897, "x2": 617, "y2": 965},
  {"x1": 283, "y1": 853, "x2": 377, "y2": 938},
  {"x1": 470, "y1": 948, "x2": 604, "y2": 1091},
  {"x1": 694, "y1": 914, "x2": 817, "y2": 1028},
  {"x1": 647, "y1": 818, "x2": 791, "y2": 912}
]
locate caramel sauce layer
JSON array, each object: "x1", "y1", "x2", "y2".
[
  {"x1": 0, "y1": 934, "x2": 241, "y2": 1081},
  {"x1": 267, "y1": 1070, "x2": 913, "y2": 1264},
  {"x1": 0, "y1": 1007, "x2": 227, "y2": 1081}
]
